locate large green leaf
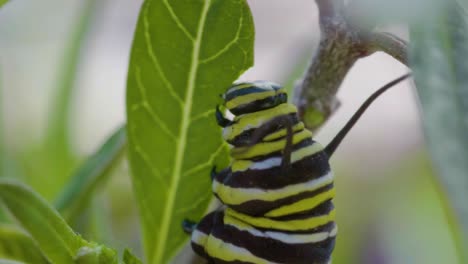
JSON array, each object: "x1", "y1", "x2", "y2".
[
  {"x1": 0, "y1": 224, "x2": 49, "y2": 264},
  {"x1": 55, "y1": 125, "x2": 126, "y2": 222},
  {"x1": 410, "y1": 0, "x2": 468, "y2": 261},
  {"x1": 0, "y1": 181, "x2": 88, "y2": 263},
  {"x1": 126, "y1": 0, "x2": 254, "y2": 263}
]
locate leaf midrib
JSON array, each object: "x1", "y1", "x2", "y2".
[{"x1": 151, "y1": 1, "x2": 212, "y2": 263}]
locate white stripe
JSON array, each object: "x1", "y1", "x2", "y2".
[
  {"x1": 228, "y1": 223, "x2": 338, "y2": 244},
  {"x1": 206, "y1": 237, "x2": 280, "y2": 264},
  {"x1": 191, "y1": 230, "x2": 208, "y2": 246},
  {"x1": 250, "y1": 157, "x2": 282, "y2": 170},
  {"x1": 213, "y1": 171, "x2": 333, "y2": 204},
  {"x1": 232, "y1": 143, "x2": 324, "y2": 173}
]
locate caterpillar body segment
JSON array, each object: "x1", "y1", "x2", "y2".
[
  {"x1": 190, "y1": 82, "x2": 336, "y2": 264},
  {"x1": 186, "y1": 74, "x2": 410, "y2": 263}
]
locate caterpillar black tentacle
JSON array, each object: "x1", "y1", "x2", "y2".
[
  {"x1": 186, "y1": 76, "x2": 410, "y2": 264},
  {"x1": 324, "y1": 73, "x2": 411, "y2": 157}
]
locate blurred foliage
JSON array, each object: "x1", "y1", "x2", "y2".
[
  {"x1": 0, "y1": 180, "x2": 120, "y2": 264},
  {"x1": 0, "y1": 180, "x2": 90, "y2": 263},
  {"x1": 0, "y1": 224, "x2": 48, "y2": 264},
  {"x1": 123, "y1": 249, "x2": 143, "y2": 264},
  {"x1": 55, "y1": 126, "x2": 126, "y2": 224},
  {"x1": 126, "y1": 1, "x2": 254, "y2": 263},
  {"x1": 410, "y1": 0, "x2": 468, "y2": 261},
  {"x1": 331, "y1": 153, "x2": 460, "y2": 264},
  {"x1": 0, "y1": 0, "x2": 8, "y2": 9},
  {"x1": 14, "y1": 0, "x2": 98, "y2": 201}
]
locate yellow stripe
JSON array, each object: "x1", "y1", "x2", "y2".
[
  {"x1": 224, "y1": 214, "x2": 336, "y2": 244},
  {"x1": 226, "y1": 208, "x2": 335, "y2": 231},
  {"x1": 231, "y1": 160, "x2": 253, "y2": 172},
  {"x1": 213, "y1": 171, "x2": 333, "y2": 205},
  {"x1": 223, "y1": 103, "x2": 297, "y2": 141},
  {"x1": 191, "y1": 230, "x2": 208, "y2": 246},
  {"x1": 225, "y1": 90, "x2": 277, "y2": 110},
  {"x1": 205, "y1": 236, "x2": 273, "y2": 264},
  {"x1": 265, "y1": 188, "x2": 336, "y2": 217},
  {"x1": 230, "y1": 143, "x2": 324, "y2": 173},
  {"x1": 230, "y1": 129, "x2": 313, "y2": 160},
  {"x1": 263, "y1": 122, "x2": 305, "y2": 141}
]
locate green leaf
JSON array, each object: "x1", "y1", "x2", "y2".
[
  {"x1": 0, "y1": 224, "x2": 49, "y2": 264},
  {"x1": 410, "y1": 0, "x2": 468, "y2": 261},
  {"x1": 55, "y1": 125, "x2": 126, "y2": 222},
  {"x1": 0, "y1": 180, "x2": 88, "y2": 263},
  {"x1": 74, "y1": 244, "x2": 118, "y2": 264},
  {"x1": 123, "y1": 249, "x2": 143, "y2": 264},
  {"x1": 126, "y1": 0, "x2": 254, "y2": 263}
]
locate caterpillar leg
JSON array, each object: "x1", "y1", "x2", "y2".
[
  {"x1": 210, "y1": 166, "x2": 218, "y2": 181},
  {"x1": 182, "y1": 219, "x2": 197, "y2": 234}
]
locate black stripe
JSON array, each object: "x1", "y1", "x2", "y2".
[
  {"x1": 227, "y1": 113, "x2": 299, "y2": 146},
  {"x1": 215, "y1": 150, "x2": 330, "y2": 189},
  {"x1": 196, "y1": 211, "x2": 217, "y2": 234},
  {"x1": 212, "y1": 211, "x2": 335, "y2": 264},
  {"x1": 253, "y1": 221, "x2": 336, "y2": 235},
  {"x1": 225, "y1": 86, "x2": 266, "y2": 101},
  {"x1": 269, "y1": 199, "x2": 334, "y2": 221},
  {"x1": 191, "y1": 243, "x2": 211, "y2": 261},
  {"x1": 228, "y1": 93, "x2": 288, "y2": 115},
  {"x1": 228, "y1": 184, "x2": 334, "y2": 216},
  {"x1": 231, "y1": 137, "x2": 315, "y2": 162}
]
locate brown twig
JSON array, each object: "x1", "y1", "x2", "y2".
[{"x1": 293, "y1": 0, "x2": 408, "y2": 131}]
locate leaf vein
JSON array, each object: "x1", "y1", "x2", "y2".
[
  {"x1": 182, "y1": 143, "x2": 225, "y2": 178},
  {"x1": 131, "y1": 134, "x2": 168, "y2": 189},
  {"x1": 199, "y1": 6, "x2": 244, "y2": 64},
  {"x1": 152, "y1": 1, "x2": 212, "y2": 263},
  {"x1": 190, "y1": 109, "x2": 216, "y2": 123},
  {"x1": 143, "y1": 6, "x2": 184, "y2": 106},
  {"x1": 162, "y1": 0, "x2": 195, "y2": 41},
  {"x1": 175, "y1": 195, "x2": 211, "y2": 215},
  {"x1": 134, "y1": 68, "x2": 178, "y2": 140}
]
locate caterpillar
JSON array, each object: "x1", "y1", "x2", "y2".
[{"x1": 183, "y1": 75, "x2": 410, "y2": 264}]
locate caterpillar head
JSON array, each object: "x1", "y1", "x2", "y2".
[{"x1": 223, "y1": 81, "x2": 287, "y2": 115}]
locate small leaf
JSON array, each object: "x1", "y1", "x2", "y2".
[
  {"x1": 55, "y1": 125, "x2": 126, "y2": 222},
  {"x1": 0, "y1": 180, "x2": 88, "y2": 263},
  {"x1": 410, "y1": 0, "x2": 468, "y2": 261},
  {"x1": 0, "y1": 224, "x2": 49, "y2": 264},
  {"x1": 126, "y1": 0, "x2": 254, "y2": 263},
  {"x1": 74, "y1": 245, "x2": 118, "y2": 264},
  {"x1": 123, "y1": 249, "x2": 143, "y2": 264}
]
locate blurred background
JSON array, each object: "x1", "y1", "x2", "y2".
[{"x1": 0, "y1": 0, "x2": 459, "y2": 263}]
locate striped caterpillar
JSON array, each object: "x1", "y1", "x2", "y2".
[{"x1": 183, "y1": 75, "x2": 409, "y2": 264}]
